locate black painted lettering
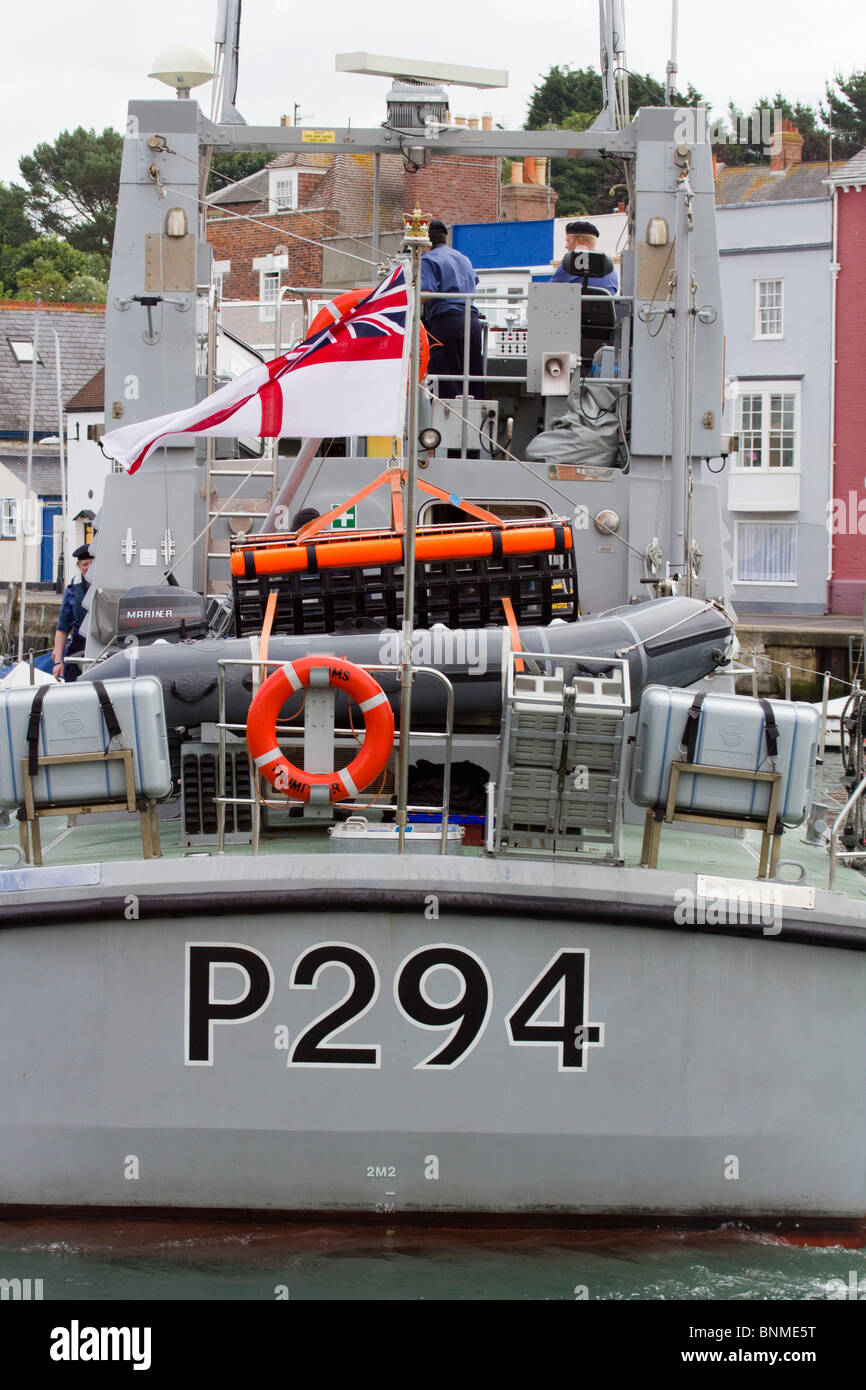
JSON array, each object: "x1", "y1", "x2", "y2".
[{"x1": 185, "y1": 943, "x2": 274, "y2": 1065}]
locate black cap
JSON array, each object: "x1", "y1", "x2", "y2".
[
  {"x1": 72, "y1": 543, "x2": 93, "y2": 561},
  {"x1": 565, "y1": 220, "x2": 600, "y2": 237},
  {"x1": 429, "y1": 219, "x2": 448, "y2": 237},
  {"x1": 291, "y1": 507, "x2": 320, "y2": 531}
]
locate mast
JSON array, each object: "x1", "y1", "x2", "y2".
[
  {"x1": 669, "y1": 146, "x2": 694, "y2": 590},
  {"x1": 395, "y1": 211, "x2": 430, "y2": 854},
  {"x1": 16, "y1": 302, "x2": 41, "y2": 662},
  {"x1": 665, "y1": 0, "x2": 679, "y2": 105},
  {"x1": 212, "y1": 0, "x2": 245, "y2": 125},
  {"x1": 598, "y1": 1, "x2": 617, "y2": 130},
  {"x1": 54, "y1": 332, "x2": 68, "y2": 594}
]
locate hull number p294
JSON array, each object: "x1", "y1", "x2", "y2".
[{"x1": 185, "y1": 942, "x2": 605, "y2": 1073}]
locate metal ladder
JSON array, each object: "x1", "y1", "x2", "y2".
[{"x1": 202, "y1": 441, "x2": 278, "y2": 598}]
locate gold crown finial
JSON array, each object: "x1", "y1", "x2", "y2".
[{"x1": 403, "y1": 207, "x2": 431, "y2": 245}]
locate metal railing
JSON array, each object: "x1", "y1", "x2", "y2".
[
  {"x1": 828, "y1": 771, "x2": 866, "y2": 890},
  {"x1": 423, "y1": 286, "x2": 629, "y2": 459},
  {"x1": 214, "y1": 658, "x2": 455, "y2": 855}
]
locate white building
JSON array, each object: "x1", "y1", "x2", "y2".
[
  {"x1": 709, "y1": 145, "x2": 845, "y2": 614},
  {"x1": 0, "y1": 303, "x2": 104, "y2": 589}
]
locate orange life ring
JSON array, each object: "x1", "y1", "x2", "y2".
[
  {"x1": 246, "y1": 655, "x2": 395, "y2": 803},
  {"x1": 308, "y1": 290, "x2": 430, "y2": 381}
]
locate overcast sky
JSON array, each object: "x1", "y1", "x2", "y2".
[{"x1": 2, "y1": 0, "x2": 860, "y2": 186}]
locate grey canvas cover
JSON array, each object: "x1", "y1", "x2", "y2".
[{"x1": 525, "y1": 379, "x2": 622, "y2": 468}]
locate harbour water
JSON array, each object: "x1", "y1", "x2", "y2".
[{"x1": 0, "y1": 1218, "x2": 863, "y2": 1301}]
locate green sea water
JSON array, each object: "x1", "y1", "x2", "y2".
[{"x1": 0, "y1": 1220, "x2": 863, "y2": 1301}]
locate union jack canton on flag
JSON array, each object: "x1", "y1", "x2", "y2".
[{"x1": 100, "y1": 264, "x2": 412, "y2": 474}]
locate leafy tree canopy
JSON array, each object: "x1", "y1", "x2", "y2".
[
  {"x1": 523, "y1": 65, "x2": 703, "y2": 216},
  {"x1": 208, "y1": 151, "x2": 270, "y2": 195},
  {"x1": 0, "y1": 183, "x2": 35, "y2": 250},
  {"x1": 0, "y1": 236, "x2": 107, "y2": 302},
  {"x1": 523, "y1": 65, "x2": 866, "y2": 212},
  {"x1": 823, "y1": 69, "x2": 866, "y2": 147},
  {"x1": 18, "y1": 127, "x2": 122, "y2": 266},
  {"x1": 61, "y1": 274, "x2": 108, "y2": 304}
]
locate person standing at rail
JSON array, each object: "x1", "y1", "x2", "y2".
[
  {"x1": 420, "y1": 220, "x2": 483, "y2": 400},
  {"x1": 51, "y1": 542, "x2": 92, "y2": 682}
]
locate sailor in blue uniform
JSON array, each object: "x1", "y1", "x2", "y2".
[
  {"x1": 52, "y1": 542, "x2": 93, "y2": 682},
  {"x1": 420, "y1": 220, "x2": 483, "y2": 399},
  {"x1": 551, "y1": 220, "x2": 619, "y2": 293}
]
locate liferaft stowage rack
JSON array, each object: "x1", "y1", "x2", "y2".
[
  {"x1": 230, "y1": 519, "x2": 579, "y2": 637},
  {"x1": 12, "y1": 680, "x2": 165, "y2": 865}
]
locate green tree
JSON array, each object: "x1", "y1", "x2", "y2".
[
  {"x1": 208, "y1": 151, "x2": 270, "y2": 195},
  {"x1": 0, "y1": 236, "x2": 107, "y2": 301},
  {"x1": 61, "y1": 274, "x2": 108, "y2": 303},
  {"x1": 15, "y1": 262, "x2": 67, "y2": 301},
  {"x1": 18, "y1": 127, "x2": 122, "y2": 266},
  {"x1": 524, "y1": 65, "x2": 703, "y2": 216},
  {"x1": 0, "y1": 182, "x2": 35, "y2": 252},
  {"x1": 525, "y1": 65, "x2": 605, "y2": 129},
  {"x1": 824, "y1": 70, "x2": 866, "y2": 150}
]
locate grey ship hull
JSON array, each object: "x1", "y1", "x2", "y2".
[{"x1": 2, "y1": 855, "x2": 863, "y2": 1222}]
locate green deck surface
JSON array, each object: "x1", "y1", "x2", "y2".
[{"x1": 2, "y1": 809, "x2": 864, "y2": 902}]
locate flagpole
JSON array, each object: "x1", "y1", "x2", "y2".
[
  {"x1": 396, "y1": 210, "x2": 430, "y2": 854},
  {"x1": 17, "y1": 300, "x2": 41, "y2": 662}
]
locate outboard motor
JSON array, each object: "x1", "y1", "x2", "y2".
[{"x1": 116, "y1": 587, "x2": 208, "y2": 645}]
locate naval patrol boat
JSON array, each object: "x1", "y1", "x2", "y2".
[{"x1": 1, "y1": 2, "x2": 864, "y2": 1228}]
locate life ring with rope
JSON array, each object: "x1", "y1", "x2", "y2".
[
  {"x1": 246, "y1": 655, "x2": 395, "y2": 803},
  {"x1": 308, "y1": 290, "x2": 430, "y2": 380}
]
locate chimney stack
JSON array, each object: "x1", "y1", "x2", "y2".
[{"x1": 770, "y1": 119, "x2": 804, "y2": 172}]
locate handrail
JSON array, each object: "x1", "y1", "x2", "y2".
[
  {"x1": 828, "y1": 770, "x2": 866, "y2": 890},
  {"x1": 215, "y1": 657, "x2": 455, "y2": 856}
]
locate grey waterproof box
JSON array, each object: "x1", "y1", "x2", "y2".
[
  {"x1": 0, "y1": 676, "x2": 173, "y2": 809},
  {"x1": 630, "y1": 686, "x2": 819, "y2": 827}
]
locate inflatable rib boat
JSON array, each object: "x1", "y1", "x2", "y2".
[{"x1": 85, "y1": 596, "x2": 733, "y2": 731}]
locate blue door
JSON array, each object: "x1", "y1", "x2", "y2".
[{"x1": 40, "y1": 497, "x2": 62, "y2": 583}]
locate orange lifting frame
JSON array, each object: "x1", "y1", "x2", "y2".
[
  {"x1": 291, "y1": 466, "x2": 504, "y2": 545},
  {"x1": 231, "y1": 465, "x2": 574, "y2": 577},
  {"x1": 232, "y1": 522, "x2": 574, "y2": 578}
]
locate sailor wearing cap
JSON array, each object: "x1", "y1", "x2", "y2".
[
  {"x1": 420, "y1": 219, "x2": 483, "y2": 400},
  {"x1": 551, "y1": 220, "x2": 619, "y2": 293},
  {"x1": 52, "y1": 542, "x2": 93, "y2": 682}
]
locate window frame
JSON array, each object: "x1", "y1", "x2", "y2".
[
  {"x1": 8, "y1": 339, "x2": 43, "y2": 366},
  {"x1": 731, "y1": 380, "x2": 801, "y2": 473},
  {"x1": 269, "y1": 170, "x2": 298, "y2": 213},
  {"x1": 1, "y1": 498, "x2": 18, "y2": 539},
  {"x1": 212, "y1": 259, "x2": 230, "y2": 301},
  {"x1": 259, "y1": 269, "x2": 280, "y2": 322},
  {"x1": 754, "y1": 277, "x2": 784, "y2": 339},
  {"x1": 734, "y1": 520, "x2": 798, "y2": 586}
]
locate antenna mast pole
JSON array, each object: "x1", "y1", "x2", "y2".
[
  {"x1": 598, "y1": 2, "x2": 618, "y2": 130},
  {"x1": 395, "y1": 212, "x2": 431, "y2": 854},
  {"x1": 16, "y1": 303, "x2": 41, "y2": 663},
  {"x1": 665, "y1": 0, "x2": 679, "y2": 105},
  {"x1": 669, "y1": 150, "x2": 694, "y2": 589}
]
